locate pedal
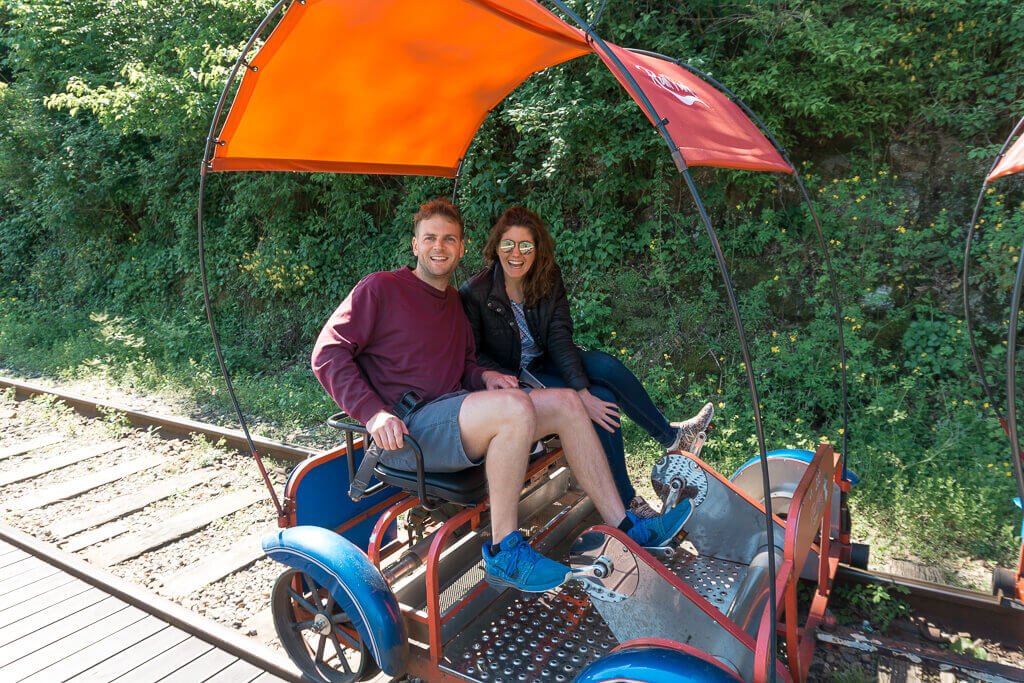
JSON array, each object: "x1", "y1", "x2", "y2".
[
  {"x1": 651, "y1": 453, "x2": 708, "y2": 510},
  {"x1": 642, "y1": 544, "x2": 677, "y2": 561},
  {"x1": 569, "y1": 531, "x2": 640, "y2": 604}
]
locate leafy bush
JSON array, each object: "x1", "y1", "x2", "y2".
[{"x1": 1, "y1": 0, "x2": 1023, "y2": 571}]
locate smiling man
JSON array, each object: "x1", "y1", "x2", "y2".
[{"x1": 312, "y1": 198, "x2": 692, "y2": 593}]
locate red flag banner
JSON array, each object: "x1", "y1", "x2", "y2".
[
  {"x1": 596, "y1": 43, "x2": 792, "y2": 174},
  {"x1": 988, "y1": 133, "x2": 1024, "y2": 182}
]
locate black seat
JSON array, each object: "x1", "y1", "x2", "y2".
[
  {"x1": 374, "y1": 462, "x2": 487, "y2": 506},
  {"x1": 327, "y1": 411, "x2": 487, "y2": 508}
]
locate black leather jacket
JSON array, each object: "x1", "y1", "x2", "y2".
[{"x1": 459, "y1": 262, "x2": 590, "y2": 390}]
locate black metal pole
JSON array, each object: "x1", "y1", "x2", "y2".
[
  {"x1": 964, "y1": 116, "x2": 1024, "y2": 425},
  {"x1": 197, "y1": 0, "x2": 292, "y2": 522},
  {"x1": 542, "y1": 2, "x2": 778, "y2": 676},
  {"x1": 631, "y1": 49, "x2": 852, "y2": 481}
]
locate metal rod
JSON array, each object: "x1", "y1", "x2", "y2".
[
  {"x1": 964, "y1": 115, "x2": 1024, "y2": 425},
  {"x1": 542, "y1": 3, "x2": 779, "y2": 674},
  {"x1": 1003, "y1": 211, "x2": 1024, "y2": 542},
  {"x1": 197, "y1": 0, "x2": 292, "y2": 521},
  {"x1": 629, "y1": 48, "x2": 852, "y2": 480}
]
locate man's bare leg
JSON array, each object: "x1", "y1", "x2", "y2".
[
  {"x1": 527, "y1": 388, "x2": 626, "y2": 526},
  {"x1": 458, "y1": 389, "x2": 536, "y2": 544}
]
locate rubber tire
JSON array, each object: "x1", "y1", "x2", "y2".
[{"x1": 271, "y1": 568, "x2": 381, "y2": 683}]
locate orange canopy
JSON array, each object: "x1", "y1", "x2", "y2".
[
  {"x1": 211, "y1": 0, "x2": 589, "y2": 176},
  {"x1": 988, "y1": 132, "x2": 1024, "y2": 182},
  {"x1": 594, "y1": 43, "x2": 792, "y2": 174},
  {"x1": 210, "y1": 0, "x2": 792, "y2": 177}
]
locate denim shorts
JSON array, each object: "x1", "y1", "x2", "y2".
[{"x1": 376, "y1": 390, "x2": 478, "y2": 473}]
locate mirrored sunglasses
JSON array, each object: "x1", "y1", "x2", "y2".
[{"x1": 499, "y1": 239, "x2": 535, "y2": 255}]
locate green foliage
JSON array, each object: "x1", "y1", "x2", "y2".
[
  {"x1": 1, "y1": 0, "x2": 1023, "y2": 576},
  {"x1": 834, "y1": 582, "x2": 911, "y2": 633}
]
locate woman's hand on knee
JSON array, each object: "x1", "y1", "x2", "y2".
[{"x1": 577, "y1": 388, "x2": 620, "y2": 432}]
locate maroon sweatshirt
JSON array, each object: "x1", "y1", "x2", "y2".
[{"x1": 311, "y1": 267, "x2": 487, "y2": 424}]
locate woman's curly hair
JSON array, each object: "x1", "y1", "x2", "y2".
[{"x1": 483, "y1": 206, "x2": 556, "y2": 306}]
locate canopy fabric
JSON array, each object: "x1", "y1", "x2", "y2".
[
  {"x1": 988, "y1": 132, "x2": 1024, "y2": 182},
  {"x1": 210, "y1": 0, "x2": 589, "y2": 176},
  {"x1": 210, "y1": 0, "x2": 792, "y2": 177},
  {"x1": 594, "y1": 43, "x2": 792, "y2": 174}
]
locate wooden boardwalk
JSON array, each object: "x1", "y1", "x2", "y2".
[{"x1": 0, "y1": 527, "x2": 302, "y2": 683}]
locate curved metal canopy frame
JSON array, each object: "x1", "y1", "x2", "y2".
[
  {"x1": 198, "y1": 1, "x2": 852, "y2": 676},
  {"x1": 964, "y1": 117, "x2": 1024, "y2": 524}
]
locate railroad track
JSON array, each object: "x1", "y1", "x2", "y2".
[
  {"x1": 1, "y1": 375, "x2": 1022, "y2": 682},
  {"x1": 0, "y1": 376, "x2": 314, "y2": 654}
]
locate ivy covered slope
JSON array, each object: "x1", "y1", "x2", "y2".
[{"x1": 1, "y1": 1, "x2": 1023, "y2": 574}]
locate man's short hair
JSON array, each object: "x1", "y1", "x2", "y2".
[{"x1": 413, "y1": 198, "x2": 464, "y2": 238}]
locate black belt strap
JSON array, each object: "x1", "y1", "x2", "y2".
[{"x1": 348, "y1": 391, "x2": 423, "y2": 501}]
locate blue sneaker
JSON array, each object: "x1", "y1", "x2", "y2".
[
  {"x1": 626, "y1": 499, "x2": 693, "y2": 548},
  {"x1": 483, "y1": 531, "x2": 573, "y2": 592}
]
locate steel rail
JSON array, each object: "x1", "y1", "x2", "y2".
[
  {"x1": 0, "y1": 522, "x2": 305, "y2": 683},
  {"x1": 0, "y1": 375, "x2": 316, "y2": 462},
  {"x1": 836, "y1": 564, "x2": 1024, "y2": 647}
]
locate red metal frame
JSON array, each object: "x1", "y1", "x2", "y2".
[
  {"x1": 752, "y1": 443, "x2": 840, "y2": 682},
  {"x1": 288, "y1": 438, "x2": 842, "y2": 681}
]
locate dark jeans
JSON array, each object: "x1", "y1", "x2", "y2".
[{"x1": 532, "y1": 350, "x2": 674, "y2": 505}]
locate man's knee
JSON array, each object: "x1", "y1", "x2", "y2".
[
  {"x1": 496, "y1": 390, "x2": 536, "y2": 430},
  {"x1": 542, "y1": 387, "x2": 588, "y2": 420}
]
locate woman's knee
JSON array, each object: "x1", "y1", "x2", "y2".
[{"x1": 582, "y1": 349, "x2": 630, "y2": 382}]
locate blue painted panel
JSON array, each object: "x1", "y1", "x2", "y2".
[
  {"x1": 288, "y1": 445, "x2": 398, "y2": 551},
  {"x1": 263, "y1": 526, "x2": 408, "y2": 678},
  {"x1": 575, "y1": 647, "x2": 741, "y2": 682}
]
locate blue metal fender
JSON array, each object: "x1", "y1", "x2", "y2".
[
  {"x1": 575, "y1": 647, "x2": 742, "y2": 682},
  {"x1": 262, "y1": 526, "x2": 407, "y2": 678}
]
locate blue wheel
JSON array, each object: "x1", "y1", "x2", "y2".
[
  {"x1": 272, "y1": 568, "x2": 380, "y2": 682},
  {"x1": 575, "y1": 646, "x2": 742, "y2": 682}
]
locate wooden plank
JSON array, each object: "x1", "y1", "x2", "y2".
[
  {"x1": 202, "y1": 658, "x2": 266, "y2": 683},
  {"x1": 0, "y1": 559, "x2": 63, "y2": 596},
  {"x1": 0, "y1": 547, "x2": 30, "y2": 568},
  {"x1": 108, "y1": 635, "x2": 214, "y2": 683},
  {"x1": 0, "y1": 604, "x2": 148, "y2": 680},
  {"x1": 0, "y1": 585, "x2": 108, "y2": 647},
  {"x1": 158, "y1": 647, "x2": 237, "y2": 683},
  {"x1": 0, "y1": 554, "x2": 47, "y2": 581},
  {"x1": 87, "y1": 489, "x2": 264, "y2": 567},
  {"x1": 50, "y1": 468, "x2": 210, "y2": 538},
  {"x1": 0, "y1": 440, "x2": 125, "y2": 487},
  {"x1": 162, "y1": 531, "x2": 268, "y2": 598},
  {"x1": 250, "y1": 672, "x2": 292, "y2": 682},
  {"x1": 0, "y1": 573, "x2": 80, "y2": 613},
  {"x1": 0, "y1": 433, "x2": 65, "y2": 461},
  {"x1": 67, "y1": 625, "x2": 191, "y2": 682},
  {"x1": 8, "y1": 453, "x2": 164, "y2": 511},
  {"x1": 20, "y1": 613, "x2": 168, "y2": 683},
  {"x1": 63, "y1": 520, "x2": 131, "y2": 553},
  {"x1": 0, "y1": 596, "x2": 127, "y2": 667}
]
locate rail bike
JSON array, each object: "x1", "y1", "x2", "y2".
[{"x1": 195, "y1": 1, "x2": 869, "y2": 680}]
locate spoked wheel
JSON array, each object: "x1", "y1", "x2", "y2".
[{"x1": 271, "y1": 568, "x2": 380, "y2": 682}]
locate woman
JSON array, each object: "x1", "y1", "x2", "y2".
[{"x1": 460, "y1": 206, "x2": 714, "y2": 518}]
